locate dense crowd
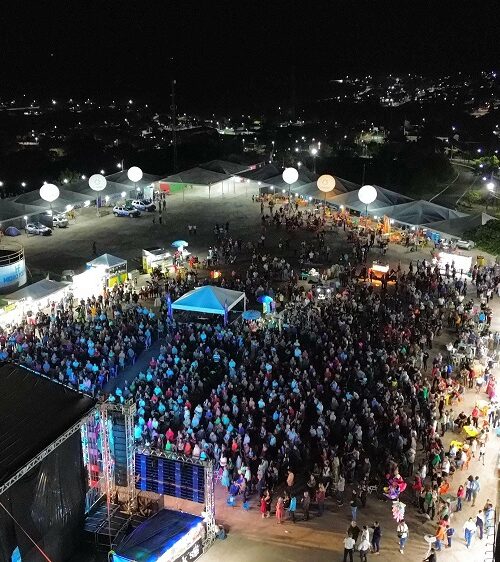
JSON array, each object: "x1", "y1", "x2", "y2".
[{"x1": 1, "y1": 214, "x2": 499, "y2": 556}]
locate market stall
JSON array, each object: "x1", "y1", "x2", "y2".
[
  {"x1": 86, "y1": 253, "x2": 127, "y2": 288},
  {"x1": 142, "y1": 247, "x2": 172, "y2": 274},
  {"x1": 3, "y1": 279, "x2": 70, "y2": 326}
]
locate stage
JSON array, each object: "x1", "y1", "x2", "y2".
[{"x1": 111, "y1": 509, "x2": 204, "y2": 562}]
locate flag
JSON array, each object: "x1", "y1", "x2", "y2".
[
  {"x1": 223, "y1": 300, "x2": 228, "y2": 326},
  {"x1": 166, "y1": 293, "x2": 173, "y2": 319}
]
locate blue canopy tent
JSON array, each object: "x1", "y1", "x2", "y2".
[{"x1": 171, "y1": 285, "x2": 246, "y2": 317}]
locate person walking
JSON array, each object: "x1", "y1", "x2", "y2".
[
  {"x1": 343, "y1": 533, "x2": 355, "y2": 562},
  {"x1": 471, "y1": 476, "x2": 481, "y2": 507},
  {"x1": 350, "y1": 494, "x2": 359, "y2": 521},
  {"x1": 337, "y1": 474, "x2": 346, "y2": 506},
  {"x1": 446, "y1": 525, "x2": 455, "y2": 548},
  {"x1": 358, "y1": 536, "x2": 370, "y2": 562},
  {"x1": 465, "y1": 476, "x2": 474, "y2": 502},
  {"x1": 397, "y1": 520, "x2": 409, "y2": 554},
  {"x1": 456, "y1": 484, "x2": 465, "y2": 511},
  {"x1": 275, "y1": 497, "x2": 284, "y2": 524},
  {"x1": 478, "y1": 442, "x2": 486, "y2": 465},
  {"x1": 288, "y1": 494, "x2": 297, "y2": 523},
  {"x1": 371, "y1": 521, "x2": 381, "y2": 555},
  {"x1": 434, "y1": 522, "x2": 446, "y2": 551},
  {"x1": 301, "y1": 490, "x2": 310, "y2": 521},
  {"x1": 316, "y1": 482, "x2": 326, "y2": 516},
  {"x1": 463, "y1": 517, "x2": 476, "y2": 548},
  {"x1": 476, "y1": 510, "x2": 484, "y2": 540}
]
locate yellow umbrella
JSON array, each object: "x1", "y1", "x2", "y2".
[{"x1": 463, "y1": 425, "x2": 479, "y2": 438}]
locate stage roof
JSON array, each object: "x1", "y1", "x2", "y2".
[
  {"x1": 172, "y1": 285, "x2": 245, "y2": 315},
  {"x1": 114, "y1": 510, "x2": 203, "y2": 562},
  {"x1": 0, "y1": 362, "x2": 96, "y2": 487}
]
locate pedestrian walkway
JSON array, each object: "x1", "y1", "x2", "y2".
[{"x1": 104, "y1": 339, "x2": 162, "y2": 394}]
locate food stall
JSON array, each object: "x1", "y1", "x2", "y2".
[
  {"x1": 368, "y1": 261, "x2": 389, "y2": 282},
  {"x1": 86, "y1": 253, "x2": 128, "y2": 288},
  {"x1": 142, "y1": 247, "x2": 172, "y2": 274}
]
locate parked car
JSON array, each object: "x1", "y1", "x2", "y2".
[
  {"x1": 456, "y1": 239, "x2": 475, "y2": 250},
  {"x1": 52, "y1": 214, "x2": 68, "y2": 228},
  {"x1": 26, "y1": 222, "x2": 52, "y2": 236},
  {"x1": 131, "y1": 199, "x2": 156, "y2": 212},
  {"x1": 113, "y1": 205, "x2": 141, "y2": 217}
]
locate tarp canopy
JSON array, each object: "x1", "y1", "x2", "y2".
[
  {"x1": 373, "y1": 199, "x2": 469, "y2": 226},
  {"x1": 64, "y1": 179, "x2": 138, "y2": 198},
  {"x1": 424, "y1": 212, "x2": 496, "y2": 239},
  {"x1": 200, "y1": 159, "x2": 252, "y2": 175},
  {"x1": 172, "y1": 285, "x2": 246, "y2": 315},
  {"x1": 330, "y1": 185, "x2": 413, "y2": 213},
  {"x1": 14, "y1": 189, "x2": 92, "y2": 211},
  {"x1": 240, "y1": 163, "x2": 281, "y2": 182},
  {"x1": 265, "y1": 168, "x2": 318, "y2": 189},
  {"x1": 161, "y1": 167, "x2": 230, "y2": 186},
  {"x1": 0, "y1": 200, "x2": 46, "y2": 222},
  {"x1": 0, "y1": 362, "x2": 96, "y2": 486},
  {"x1": 87, "y1": 253, "x2": 127, "y2": 269},
  {"x1": 105, "y1": 170, "x2": 160, "y2": 190},
  {"x1": 6, "y1": 279, "x2": 70, "y2": 303},
  {"x1": 113, "y1": 509, "x2": 203, "y2": 562},
  {"x1": 293, "y1": 176, "x2": 356, "y2": 200}
]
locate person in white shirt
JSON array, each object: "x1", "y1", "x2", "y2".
[
  {"x1": 397, "y1": 520, "x2": 409, "y2": 553},
  {"x1": 343, "y1": 534, "x2": 355, "y2": 562},
  {"x1": 478, "y1": 443, "x2": 486, "y2": 465}
]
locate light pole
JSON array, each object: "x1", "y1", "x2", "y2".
[
  {"x1": 310, "y1": 147, "x2": 318, "y2": 173},
  {"x1": 358, "y1": 184, "x2": 377, "y2": 220},
  {"x1": 317, "y1": 174, "x2": 336, "y2": 218},
  {"x1": 39, "y1": 183, "x2": 60, "y2": 225},
  {"x1": 282, "y1": 167, "x2": 298, "y2": 216},
  {"x1": 127, "y1": 166, "x2": 143, "y2": 200},
  {"x1": 89, "y1": 174, "x2": 107, "y2": 216}
]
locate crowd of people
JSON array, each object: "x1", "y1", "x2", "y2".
[{"x1": 1, "y1": 204, "x2": 498, "y2": 558}]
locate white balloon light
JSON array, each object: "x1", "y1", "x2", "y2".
[
  {"x1": 317, "y1": 174, "x2": 336, "y2": 193},
  {"x1": 358, "y1": 184, "x2": 377, "y2": 205},
  {"x1": 127, "y1": 166, "x2": 143, "y2": 183},
  {"x1": 282, "y1": 167, "x2": 299, "y2": 185},
  {"x1": 39, "y1": 183, "x2": 60, "y2": 202},
  {"x1": 88, "y1": 174, "x2": 107, "y2": 192}
]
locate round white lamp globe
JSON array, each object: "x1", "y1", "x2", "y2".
[
  {"x1": 127, "y1": 166, "x2": 143, "y2": 183},
  {"x1": 282, "y1": 167, "x2": 299, "y2": 185},
  {"x1": 358, "y1": 184, "x2": 377, "y2": 205},
  {"x1": 39, "y1": 183, "x2": 60, "y2": 203},
  {"x1": 317, "y1": 174, "x2": 336, "y2": 193},
  {"x1": 88, "y1": 174, "x2": 107, "y2": 192}
]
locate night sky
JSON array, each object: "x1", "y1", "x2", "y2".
[{"x1": 1, "y1": 1, "x2": 498, "y2": 112}]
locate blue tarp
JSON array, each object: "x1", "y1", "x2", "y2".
[
  {"x1": 172, "y1": 285, "x2": 245, "y2": 315},
  {"x1": 113, "y1": 510, "x2": 203, "y2": 562}
]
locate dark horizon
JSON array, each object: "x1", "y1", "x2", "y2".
[{"x1": 1, "y1": 2, "x2": 498, "y2": 113}]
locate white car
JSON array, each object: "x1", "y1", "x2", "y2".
[
  {"x1": 52, "y1": 214, "x2": 68, "y2": 228},
  {"x1": 131, "y1": 199, "x2": 156, "y2": 212},
  {"x1": 113, "y1": 205, "x2": 141, "y2": 217},
  {"x1": 456, "y1": 240, "x2": 475, "y2": 250}
]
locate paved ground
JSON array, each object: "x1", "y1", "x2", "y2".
[{"x1": 14, "y1": 185, "x2": 499, "y2": 562}]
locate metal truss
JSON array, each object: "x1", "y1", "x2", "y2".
[
  {"x1": 0, "y1": 407, "x2": 97, "y2": 497},
  {"x1": 134, "y1": 447, "x2": 217, "y2": 548},
  {"x1": 203, "y1": 460, "x2": 217, "y2": 549}
]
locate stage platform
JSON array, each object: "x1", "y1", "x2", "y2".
[{"x1": 111, "y1": 509, "x2": 204, "y2": 562}]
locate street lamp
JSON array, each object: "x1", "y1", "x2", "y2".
[
  {"x1": 127, "y1": 166, "x2": 143, "y2": 198},
  {"x1": 89, "y1": 173, "x2": 107, "y2": 216},
  {"x1": 39, "y1": 183, "x2": 60, "y2": 222},
  {"x1": 358, "y1": 184, "x2": 377, "y2": 217},
  {"x1": 317, "y1": 174, "x2": 336, "y2": 217},
  {"x1": 310, "y1": 147, "x2": 318, "y2": 173},
  {"x1": 282, "y1": 167, "x2": 299, "y2": 215}
]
